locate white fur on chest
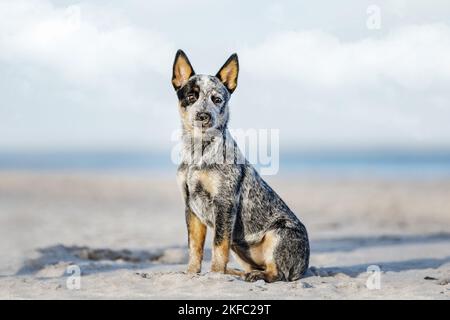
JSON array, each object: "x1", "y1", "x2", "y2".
[{"x1": 178, "y1": 129, "x2": 245, "y2": 228}]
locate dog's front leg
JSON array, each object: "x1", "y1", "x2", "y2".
[
  {"x1": 211, "y1": 203, "x2": 234, "y2": 273},
  {"x1": 186, "y1": 209, "x2": 207, "y2": 273}
]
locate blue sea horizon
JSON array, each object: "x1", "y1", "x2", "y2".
[{"x1": 1, "y1": 149, "x2": 450, "y2": 178}]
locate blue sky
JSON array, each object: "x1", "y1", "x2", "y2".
[{"x1": 1, "y1": 0, "x2": 450, "y2": 151}]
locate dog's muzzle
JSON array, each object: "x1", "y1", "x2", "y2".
[{"x1": 195, "y1": 112, "x2": 212, "y2": 128}]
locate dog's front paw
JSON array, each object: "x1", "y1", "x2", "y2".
[
  {"x1": 210, "y1": 264, "x2": 226, "y2": 273},
  {"x1": 244, "y1": 271, "x2": 266, "y2": 282},
  {"x1": 187, "y1": 264, "x2": 201, "y2": 274}
]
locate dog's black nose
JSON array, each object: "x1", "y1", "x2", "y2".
[{"x1": 196, "y1": 112, "x2": 211, "y2": 123}]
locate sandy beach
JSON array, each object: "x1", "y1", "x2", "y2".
[{"x1": 0, "y1": 172, "x2": 449, "y2": 299}]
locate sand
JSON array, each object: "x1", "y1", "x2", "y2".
[{"x1": 0, "y1": 172, "x2": 449, "y2": 299}]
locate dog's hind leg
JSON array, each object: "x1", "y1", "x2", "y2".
[
  {"x1": 244, "y1": 263, "x2": 280, "y2": 282},
  {"x1": 243, "y1": 230, "x2": 282, "y2": 283},
  {"x1": 273, "y1": 226, "x2": 310, "y2": 281},
  {"x1": 225, "y1": 249, "x2": 256, "y2": 277},
  {"x1": 225, "y1": 268, "x2": 246, "y2": 277},
  {"x1": 242, "y1": 226, "x2": 309, "y2": 282}
]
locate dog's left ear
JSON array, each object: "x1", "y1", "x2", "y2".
[{"x1": 216, "y1": 53, "x2": 239, "y2": 93}]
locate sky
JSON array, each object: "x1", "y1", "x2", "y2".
[{"x1": 1, "y1": 0, "x2": 450, "y2": 151}]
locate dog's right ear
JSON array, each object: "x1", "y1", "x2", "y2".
[{"x1": 172, "y1": 49, "x2": 195, "y2": 91}]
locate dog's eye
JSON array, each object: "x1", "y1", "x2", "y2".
[
  {"x1": 212, "y1": 96, "x2": 222, "y2": 104},
  {"x1": 187, "y1": 94, "x2": 197, "y2": 104}
]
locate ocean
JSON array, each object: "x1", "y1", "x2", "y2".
[{"x1": 1, "y1": 150, "x2": 450, "y2": 178}]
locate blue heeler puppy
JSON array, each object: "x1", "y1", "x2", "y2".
[{"x1": 172, "y1": 50, "x2": 309, "y2": 282}]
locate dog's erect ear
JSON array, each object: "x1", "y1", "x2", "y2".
[
  {"x1": 216, "y1": 53, "x2": 239, "y2": 93},
  {"x1": 172, "y1": 49, "x2": 195, "y2": 91}
]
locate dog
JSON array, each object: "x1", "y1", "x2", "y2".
[{"x1": 172, "y1": 49, "x2": 309, "y2": 282}]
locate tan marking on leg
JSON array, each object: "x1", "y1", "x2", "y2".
[
  {"x1": 211, "y1": 239, "x2": 230, "y2": 273},
  {"x1": 225, "y1": 268, "x2": 245, "y2": 277},
  {"x1": 231, "y1": 251, "x2": 254, "y2": 274},
  {"x1": 187, "y1": 211, "x2": 207, "y2": 273},
  {"x1": 263, "y1": 261, "x2": 279, "y2": 282},
  {"x1": 248, "y1": 231, "x2": 278, "y2": 265},
  {"x1": 246, "y1": 230, "x2": 280, "y2": 282}
]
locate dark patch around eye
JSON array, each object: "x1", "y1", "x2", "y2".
[
  {"x1": 177, "y1": 79, "x2": 199, "y2": 108},
  {"x1": 212, "y1": 96, "x2": 222, "y2": 104}
]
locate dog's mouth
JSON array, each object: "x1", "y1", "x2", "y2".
[{"x1": 193, "y1": 121, "x2": 213, "y2": 129}]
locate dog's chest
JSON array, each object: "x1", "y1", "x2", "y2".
[{"x1": 185, "y1": 167, "x2": 220, "y2": 227}]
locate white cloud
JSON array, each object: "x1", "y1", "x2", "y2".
[
  {"x1": 241, "y1": 24, "x2": 450, "y2": 91},
  {"x1": 233, "y1": 23, "x2": 450, "y2": 148},
  {"x1": 0, "y1": 0, "x2": 177, "y2": 149},
  {"x1": 0, "y1": 0, "x2": 174, "y2": 83},
  {"x1": 0, "y1": 0, "x2": 450, "y2": 150}
]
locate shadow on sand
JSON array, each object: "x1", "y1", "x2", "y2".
[
  {"x1": 307, "y1": 256, "x2": 450, "y2": 278},
  {"x1": 15, "y1": 232, "x2": 450, "y2": 279},
  {"x1": 15, "y1": 244, "x2": 189, "y2": 277},
  {"x1": 311, "y1": 232, "x2": 450, "y2": 253}
]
